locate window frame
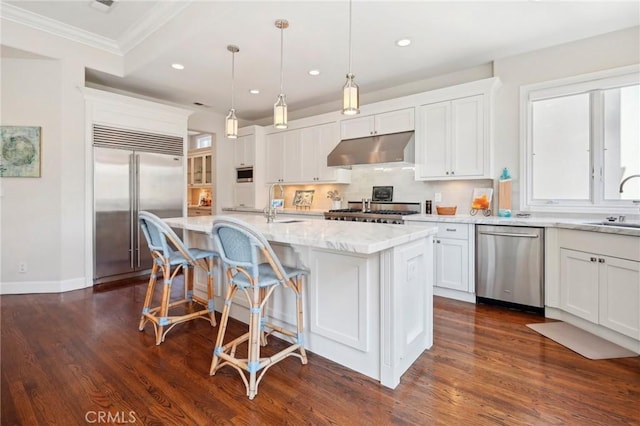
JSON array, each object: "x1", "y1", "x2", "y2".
[{"x1": 520, "y1": 64, "x2": 640, "y2": 214}]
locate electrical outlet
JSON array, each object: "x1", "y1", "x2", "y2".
[
  {"x1": 18, "y1": 262, "x2": 27, "y2": 273},
  {"x1": 434, "y1": 192, "x2": 442, "y2": 202}
]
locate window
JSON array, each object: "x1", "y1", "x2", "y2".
[{"x1": 521, "y1": 65, "x2": 640, "y2": 212}]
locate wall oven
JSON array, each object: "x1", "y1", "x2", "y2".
[{"x1": 236, "y1": 167, "x2": 253, "y2": 183}]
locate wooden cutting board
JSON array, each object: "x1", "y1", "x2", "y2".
[{"x1": 498, "y1": 179, "x2": 512, "y2": 210}]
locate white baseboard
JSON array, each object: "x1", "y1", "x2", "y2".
[{"x1": 0, "y1": 277, "x2": 90, "y2": 295}]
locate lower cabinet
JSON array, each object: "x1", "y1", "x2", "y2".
[
  {"x1": 435, "y1": 236, "x2": 468, "y2": 292},
  {"x1": 560, "y1": 248, "x2": 640, "y2": 339},
  {"x1": 407, "y1": 220, "x2": 475, "y2": 303}
]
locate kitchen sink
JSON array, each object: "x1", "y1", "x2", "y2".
[
  {"x1": 272, "y1": 219, "x2": 304, "y2": 224},
  {"x1": 587, "y1": 221, "x2": 640, "y2": 229}
]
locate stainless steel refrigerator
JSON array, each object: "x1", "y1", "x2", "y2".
[{"x1": 93, "y1": 146, "x2": 183, "y2": 284}]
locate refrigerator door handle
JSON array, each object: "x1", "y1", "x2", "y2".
[{"x1": 129, "y1": 153, "x2": 135, "y2": 269}]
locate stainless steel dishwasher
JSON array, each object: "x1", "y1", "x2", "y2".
[{"x1": 476, "y1": 225, "x2": 544, "y2": 311}]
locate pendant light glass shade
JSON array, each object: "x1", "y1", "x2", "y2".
[
  {"x1": 274, "y1": 19, "x2": 289, "y2": 129},
  {"x1": 342, "y1": 0, "x2": 360, "y2": 115},
  {"x1": 225, "y1": 45, "x2": 240, "y2": 139},
  {"x1": 343, "y1": 73, "x2": 359, "y2": 115},
  {"x1": 274, "y1": 94, "x2": 288, "y2": 129},
  {"x1": 225, "y1": 108, "x2": 238, "y2": 139}
]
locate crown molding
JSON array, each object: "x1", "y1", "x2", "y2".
[
  {"x1": 0, "y1": 1, "x2": 193, "y2": 57},
  {"x1": 118, "y1": 1, "x2": 192, "y2": 54},
  {"x1": 0, "y1": 2, "x2": 121, "y2": 55}
]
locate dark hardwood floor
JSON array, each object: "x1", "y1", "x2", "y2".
[{"x1": 2, "y1": 278, "x2": 639, "y2": 425}]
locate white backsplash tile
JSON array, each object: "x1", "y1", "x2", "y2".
[
  {"x1": 276, "y1": 166, "x2": 496, "y2": 214},
  {"x1": 343, "y1": 166, "x2": 494, "y2": 214}
]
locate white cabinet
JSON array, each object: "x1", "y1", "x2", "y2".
[
  {"x1": 560, "y1": 248, "x2": 640, "y2": 339},
  {"x1": 434, "y1": 223, "x2": 472, "y2": 294},
  {"x1": 265, "y1": 123, "x2": 350, "y2": 184},
  {"x1": 265, "y1": 132, "x2": 285, "y2": 183},
  {"x1": 233, "y1": 183, "x2": 255, "y2": 208},
  {"x1": 187, "y1": 149, "x2": 212, "y2": 187},
  {"x1": 340, "y1": 108, "x2": 414, "y2": 140},
  {"x1": 234, "y1": 134, "x2": 255, "y2": 168},
  {"x1": 413, "y1": 77, "x2": 501, "y2": 181},
  {"x1": 560, "y1": 248, "x2": 600, "y2": 322},
  {"x1": 416, "y1": 95, "x2": 484, "y2": 179},
  {"x1": 300, "y1": 123, "x2": 350, "y2": 182},
  {"x1": 265, "y1": 130, "x2": 301, "y2": 183},
  {"x1": 406, "y1": 220, "x2": 475, "y2": 303}
]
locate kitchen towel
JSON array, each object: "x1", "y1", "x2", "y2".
[{"x1": 526, "y1": 321, "x2": 639, "y2": 360}]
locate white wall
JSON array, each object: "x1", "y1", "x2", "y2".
[
  {"x1": 1, "y1": 58, "x2": 61, "y2": 282},
  {"x1": 1, "y1": 20, "x2": 121, "y2": 293},
  {"x1": 0, "y1": 57, "x2": 88, "y2": 293}
]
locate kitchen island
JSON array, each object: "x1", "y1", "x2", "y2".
[{"x1": 164, "y1": 214, "x2": 437, "y2": 388}]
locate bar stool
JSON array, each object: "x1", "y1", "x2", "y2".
[
  {"x1": 138, "y1": 211, "x2": 218, "y2": 345},
  {"x1": 209, "y1": 216, "x2": 307, "y2": 399}
]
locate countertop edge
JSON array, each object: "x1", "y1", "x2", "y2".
[{"x1": 403, "y1": 214, "x2": 640, "y2": 237}]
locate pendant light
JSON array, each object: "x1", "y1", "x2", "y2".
[
  {"x1": 225, "y1": 45, "x2": 239, "y2": 139},
  {"x1": 274, "y1": 19, "x2": 289, "y2": 129},
  {"x1": 342, "y1": 0, "x2": 360, "y2": 115}
]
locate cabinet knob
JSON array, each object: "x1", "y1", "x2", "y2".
[
  {"x1": 451, "y1": 171, "x2": 455, "y2": 175},
  {"x1": 445, "y1": 171, "x2": 449, "y2": 175},
  {"x1": 590, "y1": 257, "x2": 597, "y2": 262},
  {"x1": 598, "y1": 258, "x2": 605, "y2": 263}
]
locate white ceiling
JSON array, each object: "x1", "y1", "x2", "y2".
[{"x1": 3, "y1": 1, "x2": 639, "y2": 123}]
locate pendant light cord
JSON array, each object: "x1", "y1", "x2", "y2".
[
  {"x1": 348, "y1": 0, "x2": 352, "y2": 74},
  {"x1": 231, "y1": 50, "x2": 235, "y2": 109},
  {"x1": 280, "y1": 24, "x2": 284, "y2": 94}
]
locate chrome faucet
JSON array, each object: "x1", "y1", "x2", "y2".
[
  {"x1": 265, "y1": 183, "x2": 284, "y2": 223},
  {"x1": 619, "y1": 174, "x2": 640, "y2": 193}
]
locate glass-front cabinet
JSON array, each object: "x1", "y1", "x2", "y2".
[{"x1": 188, "y1": 150, "x2": 212, "y2": 186}]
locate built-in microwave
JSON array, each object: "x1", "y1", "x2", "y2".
[{"x1": 236, "y1": 167, "x2": 253, "y2": 183}]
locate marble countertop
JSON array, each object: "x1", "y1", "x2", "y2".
[
  {"x1": 403, "y1": 214, "x2": 640, "y2": 237},
  {"x1": 222, "y1": 207, "x2": 325, "y2": 217},
  {"x1": 165, "y1": 213, "x2": 437, "y2": 255}
]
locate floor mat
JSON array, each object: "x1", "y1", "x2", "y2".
[{"x1": 526, "y1": 321, "x2": 639, "y2": 360}]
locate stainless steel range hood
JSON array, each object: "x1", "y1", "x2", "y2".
[{"x1": 327, "y1": 131, "x2": 415, "y2": 167}]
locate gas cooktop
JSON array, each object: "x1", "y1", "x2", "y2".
[{"x1": 324, "y1": 202, "x2": 420, "y2": 224}]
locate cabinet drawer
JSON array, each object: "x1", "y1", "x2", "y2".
[{"x1": 436, "y1": 223, "x2": 469, "y2": 240}]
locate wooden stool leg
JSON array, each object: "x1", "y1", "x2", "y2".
[
  {"x1": 247, "y1": 283, "x2": 262, "y2": 400},
  {"x1": 206, "y1": 257, "x2": 216, "y2": 327},
  {"x1": 294, "y1": 276, "x2": 307, "y2": 363},
  {"x1": 210, "y1": 279, "x2": 236, "y2": 375},
  {"x1": 139, "y1": 262, "x2": 159, "y2": 331},
  {"x1": 155, "y1": 261, "x2": 172, "y2": 345},
  {"x1": 184, "y1": 264, "x2": 194, "y2": 304}
]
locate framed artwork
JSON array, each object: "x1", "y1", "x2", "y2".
[
  {"x1": 0, "y1": 126, "x2": 41, "y2": 177},
  {"x1": 293, "y1": 190, "x2": 314, "y2": 207}
]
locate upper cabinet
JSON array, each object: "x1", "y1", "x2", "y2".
[
  {"x1": 187, "y1": 148, "x2": 212, "y2": 187},
  {"x1": 417, "y1": 95, "x2": 484, "y2": 179},
  {"x1": 234, "y1": 133, "x2": 255, "y2": 168},
  {"x1": 414, "y1": 77, "x2": 500, "y2": 181},
  {"x1": 265, "y1": 122, "x2": 350, "y2": 184},
  {"x1": 340, "y1": 108, "x2": 415, "y2": 140}
]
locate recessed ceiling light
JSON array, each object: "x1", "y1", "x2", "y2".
[
  {"x1": 249, "y1": 89, "x2": 260, "y2": 95},
  {"x1": 171, "y1": 63, "x2": 185, "y2": 70},
  {"x1": 395, "y1": 38, "x2": 411, "y2": 47},
  {"x1": 308, "y1": 69, "x2": 320, "y2": 76}
]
